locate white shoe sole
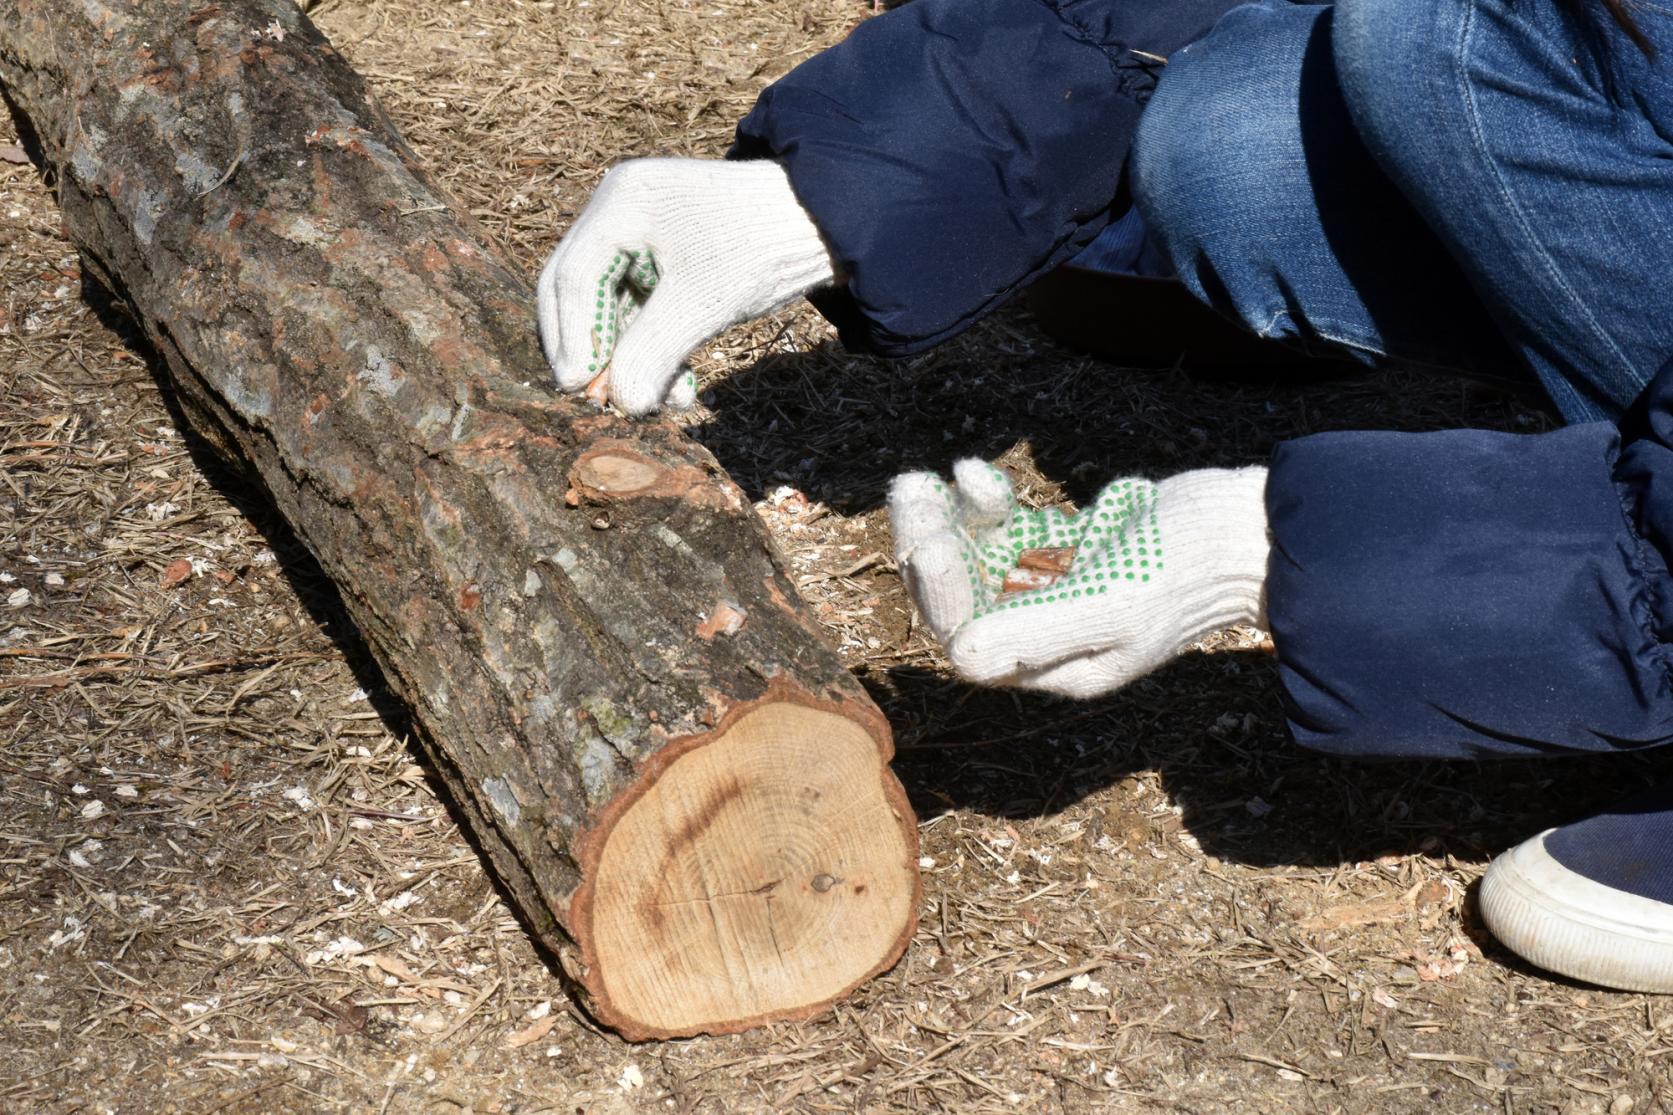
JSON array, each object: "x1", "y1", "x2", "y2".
[{"x1": 1481, "y1": 828, "x2": 1673, "y2": 993}]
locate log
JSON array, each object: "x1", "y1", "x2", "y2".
[{"x1": 0, "y1": 0, "x2": 919, "y2": 1039}]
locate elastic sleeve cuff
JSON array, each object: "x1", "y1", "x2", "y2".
[{"x1": 1265, "y1": 423, "x2": 1673, "y2": 759}]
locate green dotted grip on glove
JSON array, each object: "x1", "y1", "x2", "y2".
[
  {"x1": 935, "y1": 464, "x2": 1167, "y2": 620},
  {"x1": 586, "y1": 248, "x2": 697, "y2": 401}
]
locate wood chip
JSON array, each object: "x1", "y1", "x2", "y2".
[
  {"x1": 160, "y1": 558, "x2": 193, "y2": 587},
  {"x1": 1015, "y1": 547, "x2": 1075, "y2": 575},
  {"x1": 1000, "y1": 567, "x2": 1058, "y2": 594},
  {"x1": 999, "y1": 547, "x2": 1076, "y2": 595},
  {"x1": 584, "y1": 369, "x2": 610, "y2": 406},
  {"x1": 504, "y1": 1013, "x2": 558, "y2": 1048},
  {"x1": 695, "y1": 600, "x2": 747, "y2": 640}
]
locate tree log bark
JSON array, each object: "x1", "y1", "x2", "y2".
[{"x1": 0, "y1": 0, "x2": 918, "y2": 1039}]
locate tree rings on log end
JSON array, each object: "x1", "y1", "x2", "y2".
[{"x1": 574, "y1": 694, "x2": 918, "y2": 1039}]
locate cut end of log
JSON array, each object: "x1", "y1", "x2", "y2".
[{"x1": 576, "y1": 697, "x2": 918, "y2": 1039}]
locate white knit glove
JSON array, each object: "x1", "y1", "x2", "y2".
[
  {"x1": 536, "y1": 158, "x2": 837, "y2": 415},
  {"x1": 889, "y1": 460, "x2": 1270, "y2": 697}
]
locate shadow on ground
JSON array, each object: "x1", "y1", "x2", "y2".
[
  {"x1": 691, "y1": 301, "x2": 1554, "y2": 513},
  {"x1": 867, "y1": 655, "x2": 1673, "y2": 872}
]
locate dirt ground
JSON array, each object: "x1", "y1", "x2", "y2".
[{"x1": 5, "y1": 0, "x2": 1673, "y2": 1111}]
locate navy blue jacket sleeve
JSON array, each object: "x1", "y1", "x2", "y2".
[
  {"x1": 728, "y1": 0, "x2": 1248, "y2": 356},
  {"x1": 1265, "y1": 359, "x2": 1673, "y2": 760}
]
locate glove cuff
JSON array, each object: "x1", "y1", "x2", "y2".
[
  {"x1": 732, "y1": 159, "x2": 841, "y2": 293},
  {"x1": 652, "y1": 158, "x2": 837, "y2": 298},
  {"x1": 1153, "y1": 466, "x2": 1271, "y2": 640}
]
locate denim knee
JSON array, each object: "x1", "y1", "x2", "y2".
[
  {"x1": 1132, "y1": 3, "x2": 1340, "y2": 341},
  {"x1": 1332, "y1": 0, "x2": 1460, "y2": 177}
]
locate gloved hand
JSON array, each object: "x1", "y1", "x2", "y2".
[
  {"x1": 889, "y1": 459, "x2": 1270, "y2": 697},
  {"x1": 536, "y1": 158, "x2": 837, "y2": 415}
]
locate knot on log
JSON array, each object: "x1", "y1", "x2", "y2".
[
  {"x1": 566, "y1": 440, "x2": 746, "y2": 512},
  {"x1": 570, "y1": 444, "x2": 666, "y2": 498}
]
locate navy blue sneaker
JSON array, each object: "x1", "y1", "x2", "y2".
[{"x1": 1481, "y1": 782, "x2": 1673, "y2": 992}]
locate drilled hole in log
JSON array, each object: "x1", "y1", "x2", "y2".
[{"x1": 584, "y1": 701, "x2": 915, "y2": 1036}]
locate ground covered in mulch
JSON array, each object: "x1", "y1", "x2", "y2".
[{"x1": 5, "y1": 0, "x2": 1673, "y2": 1111}]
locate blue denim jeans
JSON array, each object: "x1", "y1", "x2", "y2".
[{"x1": 1128, "y1": 0, "x2": 1673, "y2": 423}]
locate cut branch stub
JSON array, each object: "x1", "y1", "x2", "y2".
[
  {"x1": 0, "y1": 0, "x2": 920, "y2": 1039},
  {"x1": 569, "y1": 441, "x2": 675, "y2": 500}
]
